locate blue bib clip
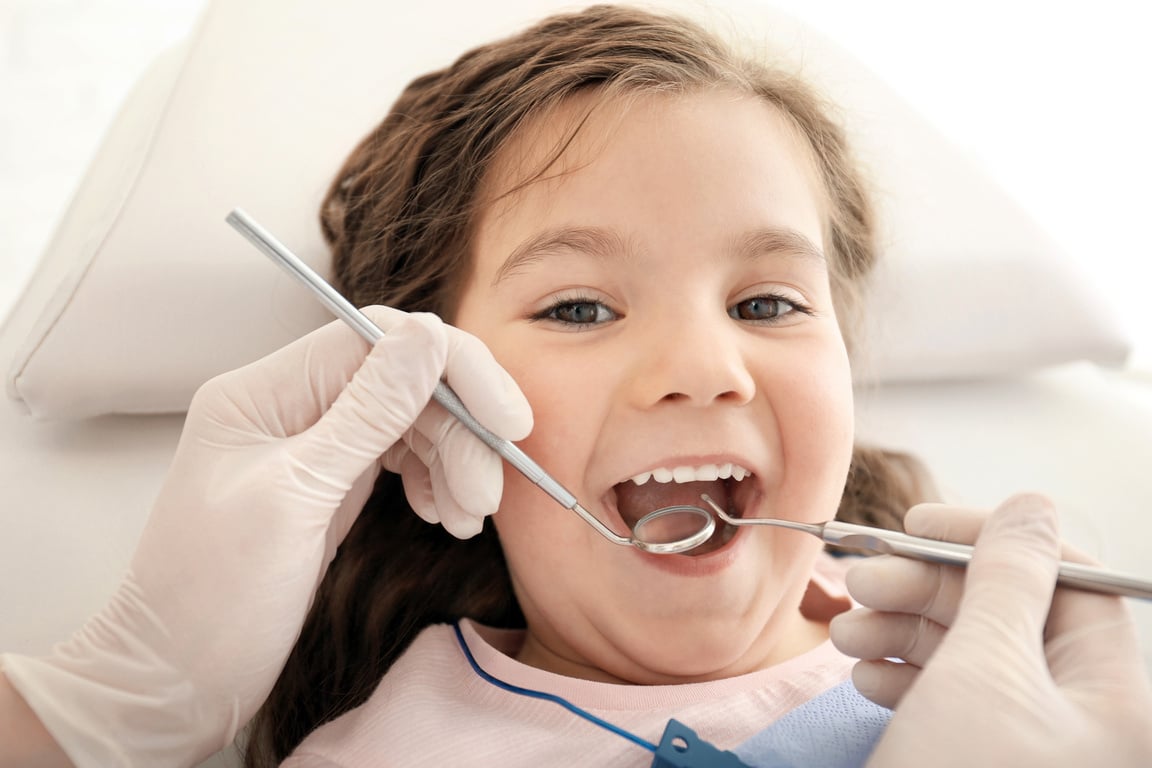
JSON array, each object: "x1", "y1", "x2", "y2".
[{"x1": 650, "y1": 719, "x2": 754, "y2": 768}]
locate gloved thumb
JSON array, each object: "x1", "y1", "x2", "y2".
[{"x1": 947, "y1": 493, "x2": 1061, "y2": 655}]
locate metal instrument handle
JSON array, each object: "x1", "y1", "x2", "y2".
[{"x1": 823, "y1": 521, "x2": 1152, "y2": 600}]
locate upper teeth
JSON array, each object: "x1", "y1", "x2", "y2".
[{"x1": 630, "y1": 463, "x2": 751, "y2": 485}]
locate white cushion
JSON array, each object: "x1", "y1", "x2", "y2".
[{"x1": 0, "y1": 0, "x2": 1131, "y2": 419}]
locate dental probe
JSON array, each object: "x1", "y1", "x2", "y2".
[
  {"x1": 226, "y1": 208, "x2": 715, "y2": 555},
  {"x1": 701, "y1": 495, "x2": 1152, "y2": 600}
]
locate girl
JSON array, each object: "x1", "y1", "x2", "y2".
[
  {"x1": 5, "y1": 8, "x2": 1149, "y2": 768},
  {"x1": 247, "y1": 4, "x2": 932, "y2": 765}
]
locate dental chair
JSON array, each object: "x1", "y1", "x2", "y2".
[{"x1": 2, "y1": 2, "x2": 1149, "y2": 766}]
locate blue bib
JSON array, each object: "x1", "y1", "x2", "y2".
[
  {"x1": 648, "y1": 681, "x2": 890, "y2": 768},
  {"x1": 732, "y1": 681, "x2": 892, "y2": 768}
]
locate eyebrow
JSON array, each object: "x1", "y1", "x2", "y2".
[
  {"x1": 732, "y1": 228, "x2": 827, "y2": 266},
  {"x1": 493, "y1": 226, "x2": 631, "y2": 286},
  {"x1": 492, "y1": 224, "x2": 825, "y2": 286}
]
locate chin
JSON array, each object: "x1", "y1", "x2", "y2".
[
  {"x1": 605, "y1": 604, "x2": 781, "y2": 682},
  {"x1": 616, "y1": 575, "x2": 817, "y2": 680},
  {"x1": 621, "y1": 627, "x2": 768, "y2": 683}
]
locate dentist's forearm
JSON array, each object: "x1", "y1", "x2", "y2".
[{"x1": 0, "y1": 671, "x2": 73, "y2": 768}]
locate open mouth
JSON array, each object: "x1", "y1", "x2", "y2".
[{"x1": 607, "y1": 463, "x2": 755, "y2": 556}]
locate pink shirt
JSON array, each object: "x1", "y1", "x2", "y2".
[{"x1": 283, "y1": 554, "x2": 855, "y2": 767}]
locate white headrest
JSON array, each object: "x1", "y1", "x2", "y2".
[{"x1": 1, "y1": 0, "x2": 1130, "y2": 419}]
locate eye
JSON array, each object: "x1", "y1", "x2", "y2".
[
  {"x1": 728, "y1": 294, "x2": 810, "y2": 323},
  {"x1": 533, "y1": 297, "x2": 618, "y2": 326}
]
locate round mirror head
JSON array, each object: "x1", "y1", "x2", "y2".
[{"x1": 630, "y1": 504, "x2": 716, "y2": 554}]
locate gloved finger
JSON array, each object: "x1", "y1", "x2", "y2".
[
  {"x1": 291, "y1": 313, "x2": 448, "y2": 492},
  {"x1": 408, "y1": 402, "x2": 504, "y2": 519},
  {"x1": 829, "y1": 608, "x2": 947, "y2": 669},
  {"x1": 429, "y1": 456, "x2": 487, "y2": 539},
  {"x1": 363, "y1": 306, "x2": 532, "y2": 442},
  {"x1": 439, "y1": 322, "x2": 534, "y2": 442},
  {"x1": 1043, "y1": 540, "x2": 1143, "y2": 689},
  {"x1": 392, "y1": 435, "x2": 493, "y2": 540},
  {"x1": 850, "y1": 659, "x2": 920, "y2": 710},
  {"x1": 902, "y1": 503, "x2": 989, "y2": 545},
  {"x1": 1046, "y1": 591, "x2": 1141, "y2": 690},
  {"x1": 389, "y1": 430, "x2": 497, "y2": 538},
  {"x1": 409, "y1": 410, "x2": 501, "y2": 539},
  {"x1": 845, "y1": 555, "x2": 966, "y2": 628},
  {"x1": 386, "y1": 441, "x2": 441, "y2": 525},
  {"x1": 944, "y1": 493, "x2": 1060, "y2": 656}
]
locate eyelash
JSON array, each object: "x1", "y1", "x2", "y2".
[
  {"x1": 531, "y1": 292, "x2": 813, "y2": 328},
  {"x1": 530, "y1": 295, "x2": 617, "y2": 328},
  {"x1": 728, "y1": 293, "x2": 814, "y2": 323}
]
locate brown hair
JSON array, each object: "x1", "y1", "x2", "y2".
[{"x1": 243, "y1": 5, "x2": 934, "y2": 764}]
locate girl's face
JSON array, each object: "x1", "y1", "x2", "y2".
[{"x1": 454, "y1": 90, "x2": 854, "y2": 684}]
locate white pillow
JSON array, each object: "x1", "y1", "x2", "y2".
[{"x1": 0, "y1": 0, "x2": 1131, "y2": 419}]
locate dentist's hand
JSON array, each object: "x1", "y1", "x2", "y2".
[
  {"x1": 831, "y1": 494, "x2": 1152, "y2": 767},
  {"x1": 0, "y1": 307, "x2": 531, "y2": 768}
]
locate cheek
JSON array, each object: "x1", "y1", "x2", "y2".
[
  {"x1": 500, "y1": 352, "x2": 605, "y2": 472},
  {"x1": 773, "y1": 344, "x2": 854, "y2": 514},
  {"x1": 489, "y1": 353, "x2": 619, "y2": 570},
  {"x1": 490, "y1": 353, "x2": 598, "y2": 521},
  {"x1": 805, "y1": 353, "x2": 854, "y2": 446},
  {"x1": 493, "y1": 464, "x2": 596, "y2": 587}
]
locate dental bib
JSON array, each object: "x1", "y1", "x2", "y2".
[{"x1": 453, "y1": 622, "x2": 890, "y2": 768}]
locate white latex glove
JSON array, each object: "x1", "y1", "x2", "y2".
[
  {"x1": 0, "y1": 306, "x2": 532, "y2": 767},
  {"x1": 830, "y1": 494, "x2": 1152, "y2": 767}
]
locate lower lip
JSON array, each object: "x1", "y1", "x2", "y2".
[{"x1": 631, "y1": 523, "x2": 747, "y2": 576}]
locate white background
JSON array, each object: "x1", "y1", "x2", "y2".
[{"x1": 2, "y1": 0, "x2": 1149, "y2": 366}]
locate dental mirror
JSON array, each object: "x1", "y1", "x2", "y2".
[
  {"x1": 627, "y1": 504, "x2": 716, "y2": 554},
  {"x1": 226, "y1": 208, "x2": 718, "y2": 555}
]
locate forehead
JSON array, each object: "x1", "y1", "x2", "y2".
[{"x1": 472, "y1": 89, "x2": 828, "y2": 261}]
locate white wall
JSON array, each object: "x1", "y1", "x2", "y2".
[{"x1": 2, "y1": 0, "x2": 1149, "y2": 365}]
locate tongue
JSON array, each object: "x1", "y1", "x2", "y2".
[{"x1": 614, "y1": 479, "x2": 728, "y2": 528}]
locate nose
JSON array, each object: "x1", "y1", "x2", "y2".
[{"x1": 627, "y1": 308, "x2": 756, "y2": 408}]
